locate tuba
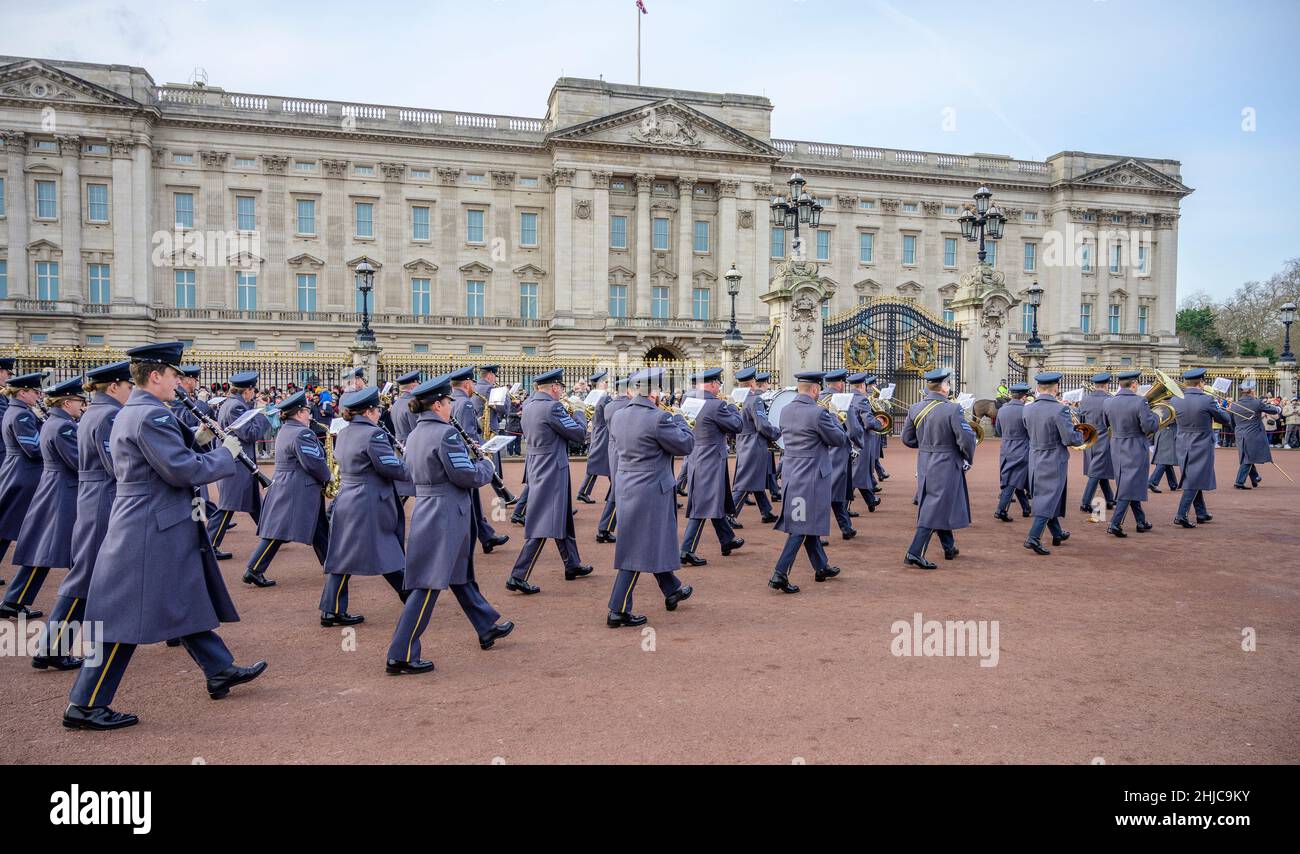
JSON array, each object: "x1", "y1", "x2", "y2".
[{"x1": 1144, "y1": 368, "x2": 1183, "y2": 431}]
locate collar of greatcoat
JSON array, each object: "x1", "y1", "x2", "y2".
[
  {"x1": 128, "y1": 388, "x2": 167, "y2": 408},
  {"x1": 91, "y1": 391, "x2": 124, "y2": 409},
  {"x1": 46, "y1": 406, "x2": 73, "y2": 422},
  {"x1": 417, "y1": 411, "x2": 449, "y2": 424}
]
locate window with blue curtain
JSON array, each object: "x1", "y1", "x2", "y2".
[
  {"x1": 943, "y1": 301, "x2": 955, "y2": 323},
  {"x1": 355, "y1": 202, "x2": 374, "y2": 238},
  {"x1": 0, "y1": 260, "x2": 7, "y2": 299},
  {"x1": 412, "y1": 206, "x2": 430, "y2": 241},
  {"x1": 466, "y1": 209, "x2": 485, "y2": 243},
  {"x1": 174, "y1": 192, "x2": 193, "y2": 229},
  {"x1": 693, "y1": 220, "x2": 709, "y2": 253},
  {"x1": 1023, "y1": 242, "x2": 1036, "y2": 272},
  {"x1": 36, "y1": 180, "x2": 57, "y2": 219},
  {"x1": 984, "y1": 240, "x2": 997, "y2": 267},
  {"x1": 466, "y1": 280, "x2": 485, "y2": 317},
  {"x1": 35, "y1": 261, "x2": 59, "y2": 300},
  {"x1": 88, "y1": 264, "x2": 110, "y2": 304},
  {"x1": 1138, "y1": 305, "x2": 1149, "y2": 334},
  {"x1": 816, "y1": 230, "x2": 830, "y2": 261},
  {"x1": 651, "y1": 286, "x2": 669, "y2": 319},
  {"x1": 1081, "y1": 244, "x2": 1093, "y2": 272},
  {"x1": 610, "y1": 216, "x2": 628, "y2": 249},
  {"x1": 0, "y1": 177, "x2": 6, "y2": 217},
  {"x1": 652, "y1": 217, "x2": 669, "y2": 250},
  {"x1": 859, "y1": 232, "x2": 874, "y2": 263},
  {"x1": 237, "y1": 271, "x2": 257, "y2": 310},
  {"x1": 943, "y1": 237, "x2": 957, "y2": 267},
  {"x1": 1080, "y1": 303, "x2": 1092, "y2": 333},
  {"x1": 771, "y1": 227, "x2": 785, "y2": 259},
  {"x1": 519, "y1": 282, "x2": 538, "y2": 319},
  {"x1": 520, "y1": 212, "x2": 538, "y2": 246},
  {"x1": 902, "y1": 234, "x2": 916, "y2": 265},
  {"x1": 174, "y1": 269, "x2": 195, "y2": 308},
  {"x1": 608, "y1": 284, "x2": 628, "y2": 318},
  {"x1": 1108, "y1": 303, "x2": 1121, "y2": 334},
  {"x1": 297, "y1": 199, "x2": 316, "y2": 235},
  {"x1": 1022, "y1": 303, "x2": 1033, "y2": 334},
  {"x1": 411, "y1": 278, "x2": 430, "y2": 316},
  {"x1": 296, "y1": 273, "x2": 317, "y2": 311},
  {"x1": 236, "y1": 196, "x2": 256, "y2": 231},
  {"x1": 87, "y1": 184, "x2": 110, "y2": 223}
]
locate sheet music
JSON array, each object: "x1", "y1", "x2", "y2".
[
  {"x1": 489, "y1": 386, "x2": 510, "y2": 406},
  {"x1": 955, "y1": 393, "x2": 975, "y2": 410},
  {"x1": 1062, "y1": 388, "x2": 1085, "y2": 404},
  {"x1": 584, "y1": 388, "x2": 608, "y2": 406},
  {"x1": 229, "y1": 405, "x2": 270, "y2": 433},
  {"x1": 830, "y1": 392, "x2": 855, "y2": 413},
  {"x1": 479, "y1": 435, "x2": 513, "y2": 455},
  {"x1": 878, "y1": 384, "x2": 895, "y2": 401},
  {"x1": 680, "y1": 397, "x2": 706, "y2": 420},
  {"x1": 329, "y1": 417, "x2": 349, "y2": 435},
  {"x1": 730, "y1": 387, "x2": 751, "y2": 406},
  {"x1": 1211, "y1": 377, "x2": 1233, "y2": 395}
]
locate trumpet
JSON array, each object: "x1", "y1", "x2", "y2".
[{"x1": 816, "y1": 395, "x2": 848, "y2": 424}]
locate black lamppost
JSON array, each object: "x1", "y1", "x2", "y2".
[
  {"x1": 958, "y1": 185, "x2": 1006, "y2": 264},
  {"x1": 354, "y1": 258, "x2": 376, "y2": 344},
  {"x1": 1280, "y1": 301, "x2": 1296, "y2": 363},
  {"x1": 1026, "y1": 281, "x2": 1044, "y2": 352},
  {"x1": 770, "y1": 171, "x2": 824, "y2": 258},
  {"x1": 724, "y1": 263, "x2": 743, "y2": 345}
]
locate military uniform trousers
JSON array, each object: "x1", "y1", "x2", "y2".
[
  {"x1": 1081, "y1": 476, "x2": 1115, "y2": 509},
  {"x1": 43, "y1": 594, "x2": 86, "y2": 657},
  {"x1": 997, "y1": 484, "x2": 1031, "y2": 516},
  {"x1": 577, "y1": 472, "x2": 607, "y2": 500},
  {"x1": 731, "y1": 487, "x2": 773, "y2": 519},
  {"x1": 69, "y1": 631, "x2": 234, "y2": 709},
  {"x1": 773, "y1": 534, "x2": 830, "y2": 578},
  {"x1": 471, "y1": 490, "x2": 501, "y2": 547},
  {"x1": 1148, "y1": 464, "x2": 1178, "y2": 489},
  {"x1": 1027, "y1": 514, "x2": 1067, "y2": 543},
  {"x1": 246, "y1": 512, "x2": 330, "y2": 576},
  {"x1": 387, "y1": 579, "x2": 500, "y2": 664},
  {"x1": 1234, "y1": 462, "x2": 1262, "y2": 487},
  {"x1": 206, "y1": 490, "x2": 261, "y2": 550},
  {"x1": 680, "y1": 516, "x2": 736, "y2": 556},
  {"x1": 1175, "y1": 489, "x2": 1210, "y2": 520},
  {"x1": 907, "y1": 527, "x2": 955, "y2": 558},
  {"x1": 1109, "y1": 499, "x2": 1149, "y2": 528},
  {"x1": 319, "y1": 570, "x2": 407, "y2": 615},
  {"x1": 597, "y1": 483, "x2": 617, "y2": 536},
  {"x1": 608, "y1": 569, "x2": 682, "y2": 615},
  {"x1": 509, "y1": 536, "x2": 582, "y2": 580},
  {"x1": 3, "y1": 565, "x2": 50, "y2": 609}
]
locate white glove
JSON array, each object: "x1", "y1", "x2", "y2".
[
  {"x1": 222, "y1": 435, "x2": 243, "y2": 460},
  {"x1": 195, "y1": 426, "x2": 215, "y2": 446}
]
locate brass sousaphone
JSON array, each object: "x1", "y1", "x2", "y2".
[{"x1": 1144, "y1": 368, "x2": 1184, "y2": 430}]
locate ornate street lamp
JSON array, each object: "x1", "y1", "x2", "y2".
[
  {"x1": 1026, "y1": 281, "x2": 1044, "y2": 352},
  {"x1": 354, "y1": 258, "x2": 376, "y2": 344},
  {"x1": 1280, "y1": 301, "x2": 1297, "y2": 363},
  {"x1": 724, "y1": 263, "x2": 743, "y2": 345},
  {"x1": 959, "y1": 185, "x2": 1006, "y2": 264},
  {"x1": 770, "y1": 171, "x2": 823, "y2": 258}
]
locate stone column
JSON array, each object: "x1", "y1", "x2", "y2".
[
  {"x1": 761, "y1": 257, "x2": 831, "y2": 379},
  {"x1": 1277, "y1": 362, "x2": 1296, "y2": 400},
  {"x1": 676, "y1": 176, "x2": 696, "y2": 319},
  {"x1": 718, "y1": 179, "x2": 738, "y2": 310},
  {"x1": 3, "y1": 131, "x2": 29, "y2": 297},
  {"x1": 107, "y1": 136, "x2": 133, "y2": 304},
  {"x1": 949, "y1": 262, "x2": 1018, "y2": 399},
  {"x1": 490, "y1": 170, "x2": 515, "y2": 316},
  {"x1": 752, "y1": 182, "x2": 772, "y2": 323},
  {"x1": 634, "y1": 173, "x2": 654, "y2": 317},
  {"x1": 1155, "y1": 213, "x2": 1178, "y2": 336},
  {"x1": 264, "y1": 154, "x2": 292, "y2": 308},
  {"x1": 131, "y1": 141, "x2": 152, "y2": 307},
  {"x1": 591, "y1": 170, "x2": 611, "y2": 321},
  {"x1": 57, "y1": 135, "x2": 83, "y2": 303},
  {"x1": 721, "y1": 338, "x2": 746, "y2": 387},
  {"x1": 835, "y1": 195, "x2": 858, "y2": 314},
  {"x1": 380, "y1": 162, "x2": 406, "y2": 315},
  {"x1": 436, "y1": 167, "x2": 460, "y2": 315},
  {"x1": 550, "y1": 167, "x2": 575, "y2": 322},
  {"x1": 199, "y1": 150, "x2": 228, "y2": 306},
  {"x1": 349, "y1": 341, "x2": 381, "y2": 382}
]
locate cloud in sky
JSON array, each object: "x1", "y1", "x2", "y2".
[{"x1": 2, "y1": 0, "x2": 1296, "y2": 301}]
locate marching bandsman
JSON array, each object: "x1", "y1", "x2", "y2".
[
  {"x1": 1147, "y1": 415, "x2": 1179, "y2": 492},
  {"x1": 865, "y1": 375, "x2": 891, "y2": 483},
  {"x1": 505, "y1": 369, "x2": 593, "y2": 594},
  {"x1": 0, "y1": 373, "x2": 46, "y2": 600},
  {"x1": 1023, "y1": 372, "x2": 1086, "y2": 555},
  {"x1": 730, "y1": 368, "x2": 781, "y2": 523},
  {"x1": 1102, "y1": 370, "x2": 1158, "y2": 537},
  {"x1": 65, "y1": 342, "x2": 266, "y2": 731},
  {"x1": 171, "y1": 365, "x2": 218, "y2": 519},
  {"x1": 819, "y1": 370, "x2": 856, "y2": 539},
  {"x1": 1078, "y1": 372, "x2": 1117, "y2": 512},
  {"x1": 847, "y1": 372, "x2": 882, "y2": 512},
  {"x1": 900, "y1": 368, "x2": 977, "y2": 569},
  {"x1": 2, "y1": 377, "x2": 85, "y2": 619},
  {"x1": 993, "y1": 382, "x2": 1033, "y2": 522},
  {"x1": 473, "y1": 364, "x2": 513, "y2": 504},
  {"x1": 387, "y1": 375, "x2": 514, "y2": 675},
  {"x1": 39, "y1": 361, "x2": 132, "y2": 670},
  {"x1": 1232, "y1": 379, "x2": 1281, "y2": 489},
  {"x1": 390, "y1": 370, "x2": 422, "y2": 506},
  {"x1": 606, "y1": 368, "x2": 695, "y2": 627},
  {"x1": 1169, "y1": 368, "x2": 1233, "y2": 527},
  {"x1": 768, "y1": 370, "x2": 848, "y2": 594},
  {"x1": 206, "y1": 371, "x2": 271, "y2": 558},
  {"x1": 451, "y1": 368, "x2": 510, "y2": 553},
  {"x1": 595, "y1": 375, "x2": 632, "y2": 543},
  {"x1": 679, "y1": 368, "x2": 745, "y2": 566},
  {"x1": 243, "y1": 391, "x2": 332, "y2": 588},
  {"x1": 576, "y1": 370, "x2": 611, "y2": 505},
  {"x1": 320, "y1": 385, "x2": 410, "y2": 626},
  {"x1": 0, "y1": 357, "x2": 15, "y2": 485},
  {"x1": 674, "y1": 378, "x2": 701, "y2": 496}
]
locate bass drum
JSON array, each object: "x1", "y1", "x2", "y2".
[{"x1": 764, "y1": 388, "x2": 799, "y2": 450}]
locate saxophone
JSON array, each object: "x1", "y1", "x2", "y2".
[{"x1": 323, "y1": 429, "x2": 341, "y2": 499}]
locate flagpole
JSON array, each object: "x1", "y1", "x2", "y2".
[{"x1": 637, "y1": 8, "x2": 642, "y2": 85}]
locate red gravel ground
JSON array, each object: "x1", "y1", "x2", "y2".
[{"x1": 2, "y1": 444, "x2": 1296, "y2": 764}]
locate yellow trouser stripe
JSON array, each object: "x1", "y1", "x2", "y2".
[
  {"x1": 250, "y1": 540, "x2": 278, "y2": 575},
  {"x1": 17, "y1": 567, "x2": 42, "y2": 603},
  {"x1": 406, "y1": 590, "x2": 433, "y2": 662},
  {"x1": 691, "y1": 521, "x2": 704, "y2": 552},
  {"x1": 609, "y1": 508, "x2": 617, "y2": 532},
  {"x1": 50, "y1": 597, "x2": 79, "y2": 653},
  {"x1": 523, "y1": 540, "x2": 544, "y2": 581},
  {"x1": 620, "y1": 573, "x2": 640, "y2": 613},
  {"x1": 88, "y1": 642, "x2": 120, "y2": 707},
  {"x1": 334, "y1": 574, "x2": 349, "y2": 613}
]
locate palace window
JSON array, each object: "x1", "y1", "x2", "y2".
[
  {"x1": 1111, "y1": 244, "x2": 1123, "y2": 273},
  {"x1": 693, "y1": 220, "x2": 710, "y2": 253},
  {"x1": 519, "y1": 282, "x2": 538, "y2": 319},
  {"x1": 234, "y1": 157, "x2": 257, "y2": 169},
  {"x1": 35, "y1": 261, "x2": 59, "y2": 300},
  {"x1": 943, "y1": 301, "x2": 954, "y2": 323},
  {"x1": 174, "y1": 269, "x2": 196, "y2": 308},
  {"x1": 0, "y1": 177, "x2": 5, "y2": 216},
  {"x1": 1021, "y1": 303, "x2": 1033, "y2": 334},
  {"x1": 1080, "y1": 303, "x2": 1092, "y2": 333},
  {"x1": 466, "y1": 280, "x2": 485, "y2": 317},
  {"x1": 86, "y1": 184, "x2": 109, "y2": 223},
  {"x1": 1138, "y1": 305, "x2": 1149, "y2": 334},
  {"x1": 1108, "y1": 303, "x2": 1121, "y2": 334},
  {"x1": 610, "y1": 215, "x2": 628, "y2": 249},
  {"x1": 296, "y1": 273, "x2": 317, "y2": 311},
  {"x1": 466, "y1": 209, "x2": 485, "y2": 243},
  {"x1": 0, "y1": 260, "x2": 7, "y2": 299},
  {"x1": 411, "y1": 205, "x2": 430, "y2": 241},
  {"x1": 944, "y1": 205, "x2": 959, "y2": 216},
  {"x1": 173, "y1": 193, "x2": 194, "y2": 229},
  {"x1": 652, "y1": 217, "x2": 669, "y2": 250},
  {"x1": 298, "y1": 341, "x2": 315, "y2": 351},
  {"x1": 692, "y1": 287, "x2": 711, "y2": 321},
  {"x1": 944, "y1": 237, "x2": 957, "y2": 268},
  {"x1": 355, "y1": 202, "x2": 374, "y2": 238},
  {"x1": 771, "y1": 227, "x2": 785, "y2": 259},
  {"x1": 239, "y1": 340, "x2": 256, "y2": 350},
  {"x1": 411, "y1": 278, "x2": 431, "y2": 316},
  {"x1": 984, "y1": 240, "x2": 997, "y2": 267},
  {"x1": 410, "y1": 169, "x2": 430, "y2": 180},
  {"x1": 652, "y1": 286, "x2": 669, "y2": 319},
  {"x1": 294, "y1": 161, "x2": 315, "y2": 172},
  {"x1": 296, "y1": 199, "x2": 316, "y2": 235},
  {"x1": 520, "y1": 211, "x2": 539, "y2": 247},
  {"x1": 902, "y1": 202, "x2": 918, "y2": 213},
  {"x1": 236, "y1": 196, "x2": 256, "y2": 231},
  {"x1": 1137, "y1": 245, "x2": 1149, "y2": 275},
  {"x1": 354, "y1": 165, "x2": 374, "y2": 176},
  {"x1": 858, "y1": 200, "x2": 874, "y2": 210},
  {"x1": 237, "y1": 271, "x2": 257, "y2": 310},
  {"x1": 173, "y1": 153, "x2": 193, "y2": 164},
  {"x1": 816, "y1": 230, "x2": 830, "y2": 261},
  {"x1": 1024, "y1": 211, "x2": 1038, "y2": 222},
  {"x1": 860, "y1": 232, "x2": 875, "y2": 263},
  {"x1": 902, "y1": 234, "x2": 917, "y2": 265},
  {"x1": 1080, "y1": 243, "x2": 1093, "y2": 273},
  {"x1": 1023, "y1": 242, "x2": 1036, "y2": 272},
  {"x1": 608, "y1": 284, "x2": 628, "y2": 318},
  {"x1": 88, "y1": 264, "x2": 110, "y2": 304},
  {"x1": 36, "y1": 180, "x2": 58, "y2": 219}
]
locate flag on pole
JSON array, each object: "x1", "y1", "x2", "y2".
[{"x1": 637, "y1": 0, "x2": 647, "y2": 13}]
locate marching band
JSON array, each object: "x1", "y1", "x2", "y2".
[{"x1": 0, "y1": 345, "x2": 1288, "y2": 730}]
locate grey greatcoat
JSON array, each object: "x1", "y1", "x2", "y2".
[
  {"x1": 0, "y1": 393, "x2": 7, "y2": 468},
  {"x1": 1023, "y1": 394, "x2": 1085, "y2": 519},
  {"x1": 257, "y1": 420, "x2": 331, "y2": 544},
  {"x1": 0, "y1": 398, "x2": 43, "y2": 541},
  {"x1": 603, "y1": 393, "x2": 632, "y2": 499},
  {"x1": 323, "y1": 418, "x2": 410, "y2": 576},
  {"x1": 520, "y1": 391, "x2": 587, "y2": 539},
  {"x1": 1170, "y1": 388, "x2": 1233, "y2": 492},
  {"x1": 12, "y1": 407, "x2": 79, "y2": 568},
  {"x1": 609, "y1": 396, "x2": 695, "y2": 572},
  {"x1": 818, "y1": 392, "x2": 851, "y2": 502},
  {"x1": 1079, "y1": 390, "x2": 1115, "y2": 478},
  {"x1": 170, "y1": 393, "x2": 217, "y2": 505},
  {"x1": 403, "y1": 411, "x2": 496, "y2": 589},
  {"x1": 1233, "y1": 395, "x2": 1281, "y2": 465},
  {"x1": 848, "y1": 392, "x2": 885, "y2": 490},
  {"x1": 996, "y1": 399, "x2": 1031, "y2": 491},
  {"x1": 685, "y1": 392, "x2": 743, "y2": 519},
  {"x1": 900, "y1": 392, "x2": 977, "y2": 531},
  {"x1": 1151, "y1": 419, "x2": 1178, "y2": 466},
  {"x1": 391, "y1": 390, "x2": 418, "y2": 498},
  {"x1": 84, "y1": 389, "x2": 239, "y2": 645},
  {"x1": 584, "y1": 392, "x2": 612, "y2": 479},
  {"x1": 774, "y1": 395, "x2": 847, "y2": 537},
  {"x1": 733, "y1": 389, "x2": 780, "y2": 492},
  {"x1": 212, "y1": 394, "x2": 270, "y2": 513},
  {"x1": 1103, "y1": 388, "x2": 1159, "y2": 502},
  {"x1": 61, "y1": 393, "x2": 122, "y2": 600}
]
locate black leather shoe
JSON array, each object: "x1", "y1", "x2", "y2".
[
  {"x1": 1251, "y1": 479, "x2": 1262, "y2": 488},
  {"x1": 1106, "y1": 501, "x2": 1116, "y2": 510},
  {"x1": 1106, "y1": 525, "x2": 1127, "y2": 538},
  {"x1": 504, "y1": 496, "x2": 519, "y2": 507},
  {"x1": 728, "y1": 517, "x2": 744, "y2": 530},
  {"x1": 1024, "y1": 539, "x2": 1050, "y2": 555},
  {"x1": 675, "y1": 485, "x2": 687, "y2": 497},
  {"x1": 1196, "y1": 514, "x2": 1213, "y2": 523},
  {"x1": 819, "y1": 539, "x2": 830, "y2": 548},
  {"x1": 165, "y1": 638, "x2": 182, "y2": 647},
  {"x1": 225, "y1": 520, "x2": 237, "y2": 531},
  {"x1": 478, "y1": 621, "x2": 514, "y2": 649},
  {"x1": 1052, "y1": 532, "x2": 1070, "y2": 546},
  {"x1": 1148, "y1": 483, "x2": 1162, "y2": 493},
  {"x1": 242, "y1": 570, "x2": 276, "y2": 587},
  {"x1": 595, "y1": 532, "x2": 616, "y2": 543},
  {"x1": 33, "y1": 655, "x2": 83, "y2": 671},
  {"x1": 721, "y1": 538, "x2": 745, "y2": 556},
  {"x1": 943, "y1": 547, "x2": 959, "y2": 561},
  {"x1": 1233, "y1": 483, "x2": 1249, "y2": 490},
  {"x1": 814, "y1": 565, "x2": 841, "y2": 582},
  {"x1": 1022, "y1": 509, "x2": 1032, "y2": 518},
  {"x1": 509, "y1": 514, "x2": 525, "y2": 526},
  {"x1": 841, "y1": 529, "x2": 857, "y2": 541},
  {"x1": 321, "y1": 611, "x2": 364, "y2": 627},
  {"x1": 607, "y1": 611, "x2": 648, "y2": 628},
  {"x1": 62, "y1": 704, "x2": 138, "y2": 731},
  {"x1": 564, "y1": 564, "x2": 594, "y2": 580},
  {"x1": 760, "y1": 513, "x2": 779, "y2": 523},
  {"x1": 878, "y1": 472, "x2": 890, "y2": 480},
  {"x1": 206, "y1": 660, "x2": 267, "y2": 699},
  {"x1": 214, "y1": 549, "x2": 232, "y2": 561},
  {"x1": 575, "y1": 493, "x2": 596, "y2": 504},
  {"x1": 904, "y1": 553, "x2": 937, "y2": 570},
  {"x1": 993, "y1": 510, "x2": 1013, "y2": 522},
  {"x1": 386, "y1": 658, "x2": 435, "y2": 675},
  {"x1": 866, "y1": 501, "x2": 878, "y2": 512},
  {"x1": 768, "y1": 573, "x2": 800, "y2": 594},
  {"x1": 847, "y1": 509, "x2": 860, "y2": 518},
  {"x1": 770, "y1": 493, "x2": 782, "y2": 503},
  {"x1": 1136, "y1": 521, "x2": 1153, "y2": 532},
  {"x1": 665, "y1": 585, "x2": 693, "y2": 611},
  {"x1": 482, "y1": 534, "x2": 510, "y2": 554},
  {"x1": 505, "y1": 577, "x2": 540, "y2": 594},
  {"x1": 1174, "y1": 516, "x2": 1197, "y2": 528},
  {"x1": 0, "y1": 603, "x2": 41, "y2": 620},
  {"x1": 1078, "y1": 505, "x2": 1092, "y2": 513},
  {"x1": 680, "y1": 552, "x2": 708, "y2": 567}
]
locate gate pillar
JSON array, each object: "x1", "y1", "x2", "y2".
[
  {"x1": 760, "y1": 257, "x2": 832, "y2": 383},
  {"x1": 950, "y1": 262, "x2": 1019, "y2": 399}
]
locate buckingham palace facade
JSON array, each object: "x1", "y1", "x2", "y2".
[{"x1": 0, "y1": 56, "x2": 1191, "y2": 366}]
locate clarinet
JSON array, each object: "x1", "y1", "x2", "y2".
[
  {"x1": 174, "y1": 388, "x2": 273, "y2": 488},
  {"x1": 448, "y1": 417, "x2": 516, "y2": 502}
]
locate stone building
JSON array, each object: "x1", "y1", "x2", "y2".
[{"x1": 0, "y1": 55, "x2": 1190, "y2": 369}]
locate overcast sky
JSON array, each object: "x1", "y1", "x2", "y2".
[{"x1": 3, "y1": 0, "x2": 1296, "y2": 303}]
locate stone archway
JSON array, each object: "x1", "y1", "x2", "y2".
[{"x1": 645, "y1": 345, "x2": 683, "y2": 360}]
